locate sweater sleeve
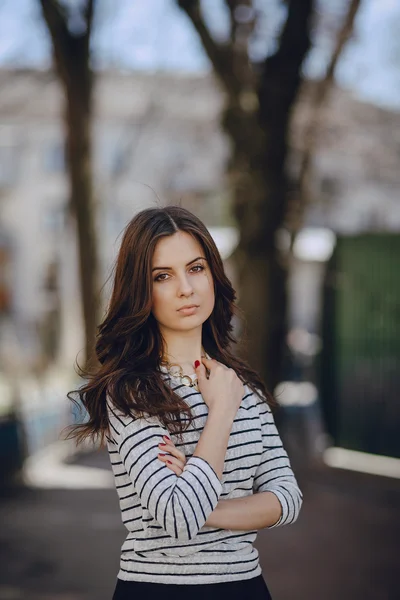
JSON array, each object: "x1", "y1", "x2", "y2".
[
  {"x1": 112, "y1": 410, "x2": 223, "y2": 541},
  {"x1": 253, "y1": 398, "x2": 303, "y2": 528}
]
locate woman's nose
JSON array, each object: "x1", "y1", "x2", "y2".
[{"x1": 177, "y1": 274, "x2": 194, "y2": 296}]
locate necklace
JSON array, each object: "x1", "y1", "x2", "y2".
[{"x1": 160, "y1": 349, "x2": 211, "y2": 391}]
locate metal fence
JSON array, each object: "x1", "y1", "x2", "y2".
[{"x1": 319, "y1": 234, "x2": 400, "y2": 458}]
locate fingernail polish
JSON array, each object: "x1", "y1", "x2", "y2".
[
  {"x1": 167, "y1": 460, "x2": 172, "y2": 464},
  {"x1": 163, "y1": 436, "x2": 171, "y2": 441},
  {"x1": 159, "y1": 443, "x2": 166, "y2": 447},
  {"x1": 194, "y1": 360, "x2": 200, "y2": 368}
]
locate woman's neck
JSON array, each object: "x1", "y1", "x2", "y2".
[{"x1": 160, "y1": 328, "x2": 204, "y2": 375}]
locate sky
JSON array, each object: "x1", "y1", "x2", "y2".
[{"x1": 0, "y1": 0, "x2": 399, "y2": 111}]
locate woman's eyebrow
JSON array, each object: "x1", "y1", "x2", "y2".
[{"x1": 152, "y1": 256, "x2": 206, "y2": 272}]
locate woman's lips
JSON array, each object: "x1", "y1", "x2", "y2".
[{"x1": 178, "y1": 306, "x2": 199, "y2": 315}]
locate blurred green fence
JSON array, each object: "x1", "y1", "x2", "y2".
[{"x1": 319, "y1": 234, "x2": 400, "y2": 458}]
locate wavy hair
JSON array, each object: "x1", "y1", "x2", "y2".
[{"x1": 64, "y1": 205, "x2": 276, "y2": 447}]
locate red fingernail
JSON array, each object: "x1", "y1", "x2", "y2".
[
  {"x1": 163, "y1": 435, "x2": 171, "y2": 441},
  {"x1": 159, "y1": 443, "x2": 166, "y2": 447},
  {"x1": 194, "y1": 360, "x2": 200, "y2": 368},
  {"x1": 167, "y1": 460, "x2": 172, "y2": 464}
]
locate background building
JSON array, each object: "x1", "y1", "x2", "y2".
[{"x1": 1, "y1": 70, "x2": 400, "y2": 372}]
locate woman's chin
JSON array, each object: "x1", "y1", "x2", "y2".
[{"x1": 174, "y1": 315, "x2": 204, "y2": 329}]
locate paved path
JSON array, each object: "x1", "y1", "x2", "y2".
[{"x1": 0, "y1": 446, "x2": 399, "y2": 600}]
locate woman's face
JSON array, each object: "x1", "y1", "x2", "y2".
[{"x1": 151, "y1": 231, "x2": 215, "y2": 333}]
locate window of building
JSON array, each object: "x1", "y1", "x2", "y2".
[
  {"x1": 42, "y1": 204, "x2": 67, "y2": 234},
  {"x1": 43, "y1": 142, "x2": 65, "y2": 173},
  {"x1": 0, "y1": 145, "x2": 20, "y2": 187}
]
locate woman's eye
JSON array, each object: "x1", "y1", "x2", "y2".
[{"x1": 154, "y1": 265, "x2": 204, "y2": 282}]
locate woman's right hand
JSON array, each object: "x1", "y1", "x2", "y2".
[{"x1": 194, "y1": 357, "x2": 244, "y2": 420}]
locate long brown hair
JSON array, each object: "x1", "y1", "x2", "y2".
[{"x1": 64, "y1": 206, "x2": 276, "y2": 447}]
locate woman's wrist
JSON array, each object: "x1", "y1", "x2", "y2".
[
  {"x1": 208, "y1": 405, "x2": 236, "y2": 424},
  {"x1": 205, "y1": 500, "x2": 225, "y2": 528}
]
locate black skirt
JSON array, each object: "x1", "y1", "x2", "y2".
[{"x1": 112, "y1": 573, "x2": 272, "y2": 599}]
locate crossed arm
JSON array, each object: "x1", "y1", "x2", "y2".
[
  {"x1": 204, "y1": 491, "x2": 283, "y2": 530},
  {"x1": 158, "y1": 435, "x2": 282, "y2": 531}
]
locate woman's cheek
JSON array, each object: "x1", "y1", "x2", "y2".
[
  {"x1": 151, "y1": 288, "x2": 163, "y2": 318},
  {"x1": 153, "y1": 287, "x2": 173, "y2": 318}
]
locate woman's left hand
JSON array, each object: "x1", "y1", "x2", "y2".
[{"x1": 158, "y1": 435, "x2": 187, "y2": 476}]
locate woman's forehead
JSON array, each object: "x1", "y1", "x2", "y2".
[{"x1": 152, "y1": 232, "x2": 204, "y2": 264}]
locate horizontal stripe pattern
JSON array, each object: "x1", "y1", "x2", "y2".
[
  {"x1": 106, "y1": 376, "x2": 302, "y2": 584},
  {"x1": 252, "y1": 403, "x2": 303, "y2": 527},
  {"x1": 119, "y1": 421, "x2": 222, "y2": 541}
]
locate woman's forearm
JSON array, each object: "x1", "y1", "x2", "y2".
[
  {"x1": 205, "y1": 492, "x2": 282, "y2": 530},
  {"x1": 192, "y1": 409, "x2": 234, "y2": 480}
]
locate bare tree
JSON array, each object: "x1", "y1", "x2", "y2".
[
  {"x1": 178, "y1": 0, "x2": 314, "y2": 389},
  {"x1": 39, "y1": 0, "x2": 100, "y2": 369},
  {"x1": 286, "y1": 0, "x2": 362, "y2": 249}
]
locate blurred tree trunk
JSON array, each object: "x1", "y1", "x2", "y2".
[
  {"x1": 39, "y1": 0, "x2": 99, "y2": 369},
  {"x1": 178, "y1": 0, "x2": 313, "y2": 389},
  {"x1": 286, "y1": 0, "x2": 362, "y2": 250}
]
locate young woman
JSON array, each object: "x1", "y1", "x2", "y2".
[{"x1": 67, "y1": 206, "x2": 302, "y2": 600}]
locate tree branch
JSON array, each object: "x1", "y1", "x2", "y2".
[
  {"x1": 225, "y1": 0, "x2": 257, "y2": 98},
  {"x1": 259, "y1": 0, "x2": 314, "y2": 127},
  {"x1": 225, "y1": 0, "x2": 237, "y2": 45},
  {"x1": 39, "y1": 0, "x2": 94, "y2": 90},
  {"x1": 84, "y1": 0, "x2": 95, "y2": 53},
  {"x1": 177, "y1": 0, "x2": 241, "y2": 99},
  {"x1": 39, "y1": 0, "x2": 72, "y2": 86},
  {"x1": 286, "y1": 0, "x2": 362, "y2": 241}
]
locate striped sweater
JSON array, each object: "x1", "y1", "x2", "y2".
[{"x1": 106, "y1": 371, "x2": 302, "y2": 585}]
